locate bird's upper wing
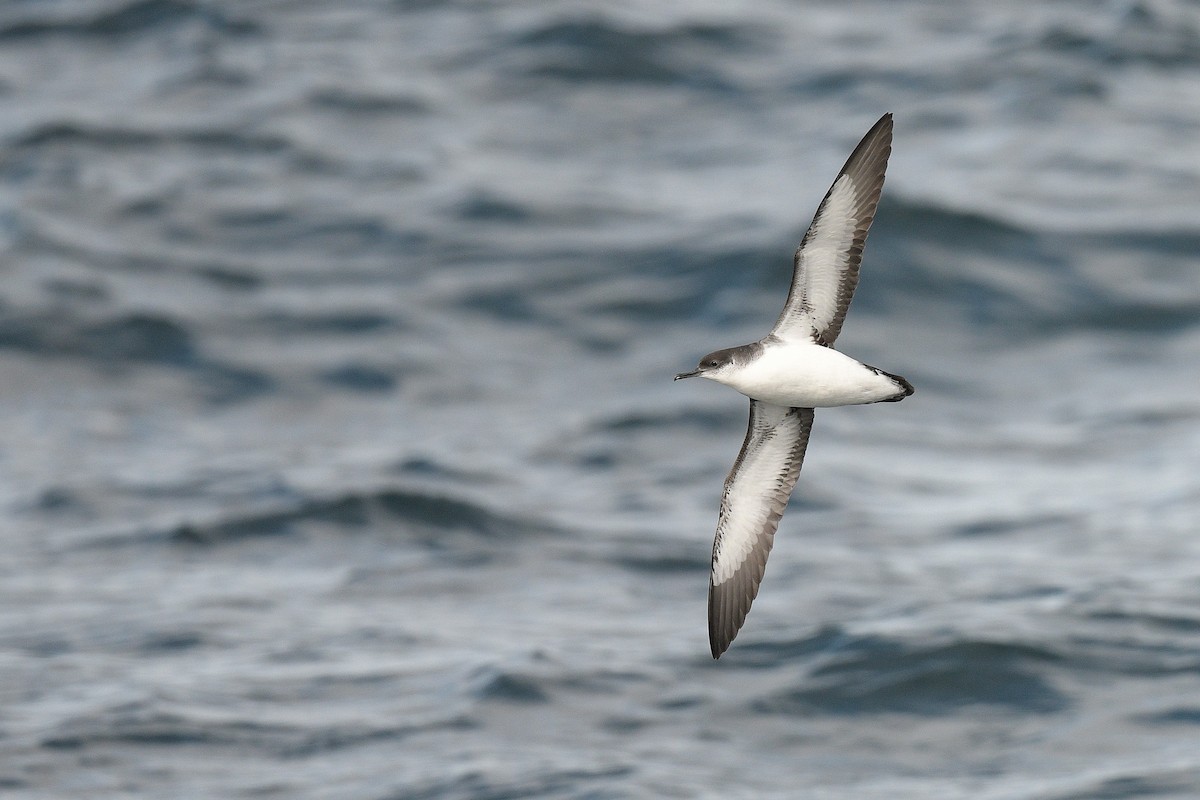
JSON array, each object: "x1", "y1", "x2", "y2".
[
  {"x1": 709, "y1": 402, "x2": 814, "y2": 658},
  {"x1": 770, "y1": 113, "x2": 892, "y2": 346}
]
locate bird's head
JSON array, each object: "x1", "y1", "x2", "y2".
[{"x1": 674, "y1": 345, "x2": 757, "y2": 383}]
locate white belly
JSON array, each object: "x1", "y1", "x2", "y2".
[{"x1": 712, "y1": 342, "x2": 900, "y2": 407}]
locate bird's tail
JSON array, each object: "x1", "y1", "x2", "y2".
[{"x1": 873, "y1": 368, "x2": 913, "y2": 402}]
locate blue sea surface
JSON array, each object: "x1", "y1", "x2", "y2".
[{"x1": 1, "y1": 1, "x2": 1200, "y2": 797}]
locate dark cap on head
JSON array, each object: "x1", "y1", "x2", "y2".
[{"x1": 674, "y1": 343, "x2": 762, "y2": 381}]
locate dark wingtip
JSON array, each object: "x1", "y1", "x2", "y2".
[
  {"x1": 708, "y1": 578, "x2": 749, "y2": 659},
  {"x1": 863, "y1": 112, "x2": 893, "y2": 141},
  {"x1": 708, "y1": 584, "x2": 732, "y2": 659},
  {"x1": 709, "y1": 622, "x2": 731, "y2": 659}
]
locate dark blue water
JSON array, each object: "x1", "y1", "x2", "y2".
[{"x1": 2, "y1": 1, "x2": 1199, "y2": 797}]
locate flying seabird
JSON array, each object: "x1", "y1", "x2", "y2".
[{"x1": 674, "y1": 113, "x2": 913, "y2": 658}]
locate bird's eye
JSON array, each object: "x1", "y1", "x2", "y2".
[{"x1": 706, "y1": 359, "x2": 718, "y2": 368}]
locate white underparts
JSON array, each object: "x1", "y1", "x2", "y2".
[{"x1": 705, "y1": 340, "x2": 902, "y2": 408}]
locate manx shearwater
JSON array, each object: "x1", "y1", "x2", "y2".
[{"x1": 675, "y1": 113, "x2": 913, "y2": 658}]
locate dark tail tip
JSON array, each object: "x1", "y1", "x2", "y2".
[{"x1": 877, "y1": 370, "x2": 913, "y2": 402}]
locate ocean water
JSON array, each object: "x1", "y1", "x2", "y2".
[{"x1": 1, "y1": 1, "x2": 1199, "y2": 797}]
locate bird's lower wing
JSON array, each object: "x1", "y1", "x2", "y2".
[{"x1": 709, "y1": 402, "x2": 815, "y2": 658}]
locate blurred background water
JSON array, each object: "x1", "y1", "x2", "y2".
[{"x1": 1, "y1": 1, "x2": 1199, "y2": 797}]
